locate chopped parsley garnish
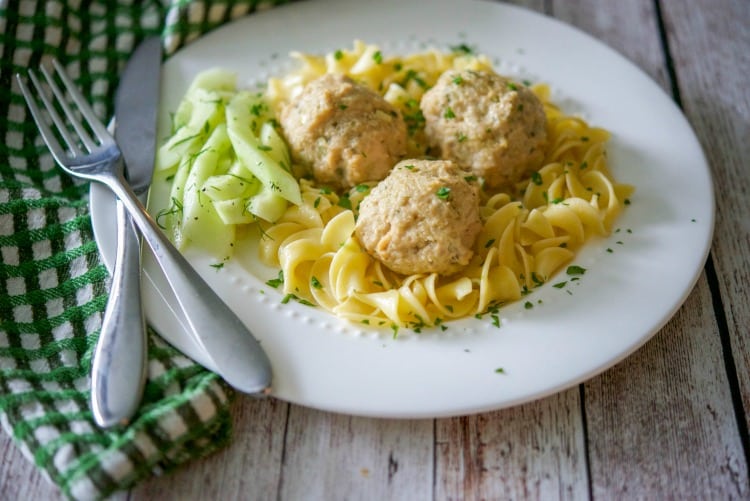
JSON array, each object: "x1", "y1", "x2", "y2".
[
  {"x1": 209, "y1": 262, "x2": 224, "y2": 270},
  {"x1": 450, "y1": 43, "x2": 475, "y2": 55},
  {"x1": 402, "y1": 108, "x2": 425, "y2": 136},
  {"x1": 566, "y1": 265, "x2": 587, "y2": 276},
  {"x1": 281, "y1": 293, "x2": 315, "y2": 306},
  {"x1": 372, "y1": 50, "x2": 383, "y2": 64},
  {"x1": 531, "y1": 272, "x2": 544, "y2": 286},
  {"x1": 531, "y1": 171, "x2": 543, "y2": 186},
  {"x1": 391, "y1": 324, "x2": 399, "y2": 339},
  {"x1": 266, "y1": 270, "x2": 284, "y2": 288},
  {"x1": 436, "y1": 186, "x2": 451, "y2": 200},
  {"x1": 334, "y1": 49, "x2": 344, "y2": 60},
  {"x1": 443, "y1": 107, "x2": 456, "y2": 119},
  {"x1": 400, "y1": 69, "x2": 427, "y2": 89},
  {"x1": 337, "y1": 194, "x2": 352, "y2": 210},
  {"x1": 311, "y1": 276, "x2": 322, "y2": 289}
]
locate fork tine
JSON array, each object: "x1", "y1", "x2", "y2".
[
  {"x1": 41, "y1": 61, "x2": 99, "y2": 153},
  {"x1": 51, "y1": 59, "x2": 111, "y2": 145},
  {"x1": 16, "y1": 73, "x2": 71, "y2": 167},
  {"x1": 26, "y1": 68, "x2": 85, "y2": 157}
]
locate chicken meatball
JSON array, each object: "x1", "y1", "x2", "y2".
[
  {"x1": 280, "y1": 73, "x2": 408, "y2": 190},
  {"x1": 421, "y1": 70, "x2": 548, "y2": 188},
  {"x1": 355, "y1": 159, "x2": 482, "y2": 276}
]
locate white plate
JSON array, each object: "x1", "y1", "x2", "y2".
[{"x1": 90, "y1": 0, "x2": 714, "y2": 418}]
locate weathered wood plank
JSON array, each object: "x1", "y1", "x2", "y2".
[
  {"x1": 586, "y1": 278, "x2": 747, "y2": 498},
  {"x1": 0, "y1": 433, "x2": 66, "y2": 500},
  {"x1": 435, "y1": 389, "x2": 588, "y2": 500},
  {"x1": 278, "y1": 406, "x2": 434, "y2": 501},
  {"x1": 661, "y1": 0, "x2": 750, "y2": 429}
]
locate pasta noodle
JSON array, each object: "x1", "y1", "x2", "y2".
[{"x1": 259, "y1": 41, "x2": 634, "y2": 330}]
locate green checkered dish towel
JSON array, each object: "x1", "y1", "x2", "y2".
[{"x1": 0, "y1": 1, "x2": 293, "y2": 498}]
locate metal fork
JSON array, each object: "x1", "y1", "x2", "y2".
[{"x1": 17, "y1": 60, "x2": 273, "y2": 403}]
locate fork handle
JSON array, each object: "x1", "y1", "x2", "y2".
[
  {"x1": 102, "y1": 171, "x2": 272, "y2": 394},
  {"x1": 91, "y1": 199, "x2": 148, "y2": 427}
]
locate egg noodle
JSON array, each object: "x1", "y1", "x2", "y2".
[{"x1": 256, "y1": 41, "x2": 634, "y2": 330}]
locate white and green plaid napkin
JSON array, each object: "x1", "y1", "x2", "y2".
[{"x1": 0, "y1": 1, "x2": 292, "y2": 498}]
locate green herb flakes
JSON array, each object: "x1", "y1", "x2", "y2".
[
  {"x1": 566, "y1": 265, "x2": 587, "y2": 276},
  {"x1": 436, "y1": 186, "x2": 452, "y2": 200},
  {"x1": 266, "y1": 270, "x2": 284, "y2": 288}
]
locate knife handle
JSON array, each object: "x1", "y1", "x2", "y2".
[
  {"x1": 91, "y1": 199, "x2": 148, "y2": 428},
  {"x1": 101, "y1": 168, "x2": 273, "y2": 395}
]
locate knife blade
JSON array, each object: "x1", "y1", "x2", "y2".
[
  {"x1": 90, "y1": 36, "x2": 162, "y2": 428},
  {"x1": 115, "y1": 36, "x2": 162, "y2": 196}
]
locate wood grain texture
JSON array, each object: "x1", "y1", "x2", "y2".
[
  {"x1": 435, "y1": 389, "x2": 588, "y2": 500},
  {"x1": 585, "y1": 277, "x2": 748, "y2": 498},
  {"x1": 660, "y1": 0, "x2": 750, "y2": 428},
  {"x1": 0, "y1": 434, "x2": 67, "y2": 500},
  {"x1": 278, "y1": 406, "x2": 434, "y2": 501}
]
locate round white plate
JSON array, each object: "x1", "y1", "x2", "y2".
[{"x1": 90, "y1": 0, "x2": 714, "y2": 418}]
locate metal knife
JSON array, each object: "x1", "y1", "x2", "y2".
[
  {"x1": 91, "y1": 36, "x2": 162, "y2": 427},
  {"x1": 96, "y1": 38, "x2": 273, "y2": 402}
]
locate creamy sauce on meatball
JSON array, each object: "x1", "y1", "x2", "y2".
[
  {"x1": 280, "y1": 74, "x2": 408, "y2": 190},
  {"x1": 421, "y1": 70, "x2": 548, "y2": 189},
  {"x1": 355, "y1": 159, "x2": 482, "y2": 276}
]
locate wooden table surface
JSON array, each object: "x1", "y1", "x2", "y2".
[{"x1": 2, "y1": 0, "x2": 749, "y2": 499}]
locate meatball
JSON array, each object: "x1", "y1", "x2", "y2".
[
  {"x1": 280, "y1": 73, "x2": 407, "y2": 190},
  {"x1": 355, "y1": 159, "x2": 482, "y2": 276},
  {"x1": 420, "y1": 70, "x2": 548, "y2": 188}
]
